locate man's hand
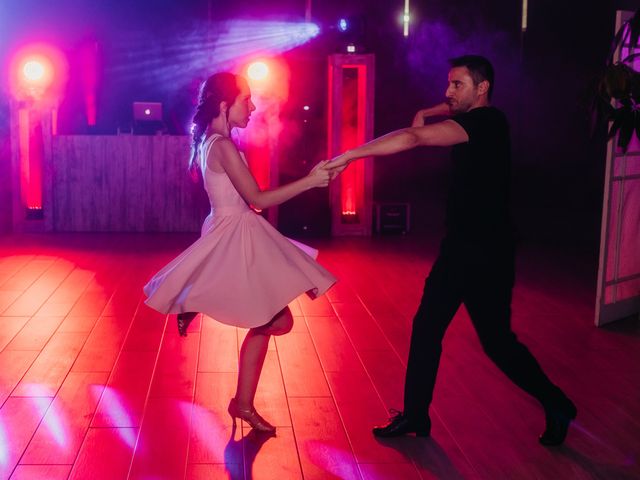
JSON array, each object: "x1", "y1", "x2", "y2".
[
  {"x1": 325, "y1": 154, "x2": 352, "y2": 179},
  {"x1": 412, "y1": 109, "x2": 429, "y2": 127},
  {"x1": 411, "y1": 102, "x2": 450, "y2": 127}
]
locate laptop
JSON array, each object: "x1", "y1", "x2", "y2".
[{"x1": 133, "y1": 102, "x2": 163, "y2": 122}]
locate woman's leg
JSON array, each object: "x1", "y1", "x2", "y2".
[
  {"x1": 234, "y1": 307, "x2": 293, "y2": 408},
  {"x1": 229, "y1": 307, "x2": 293, "y2": 432}
]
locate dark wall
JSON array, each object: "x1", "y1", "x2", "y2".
[
  {"x1": 0, "y1": 0, "x2": 634, "y2": 245},
  {"x1": 362, "y1": 0, "x2": 623, "y2": 253}
]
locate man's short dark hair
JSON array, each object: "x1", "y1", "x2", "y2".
[{"x1": 449, "y1": 55, "x2": 494, "y2": 99}]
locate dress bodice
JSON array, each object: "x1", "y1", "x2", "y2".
[{"x1": 199, "y1": 134, "x2": 251, "y2": 216}]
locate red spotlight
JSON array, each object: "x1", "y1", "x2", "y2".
[
  {"x1": 7, "y1": 43, "x2": 68, "y2": 225},
  {"x1": 247, "y1": 61, "x2": 269, "y2": 81},
  {"x1": 9, "y1": 44, "x2": 67, "y2": 102}
]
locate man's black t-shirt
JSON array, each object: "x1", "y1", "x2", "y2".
[{"x1": 447, "y1": 106, "x2": 513, "y2": 244}]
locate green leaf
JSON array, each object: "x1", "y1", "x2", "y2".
[
  {"x1": 608, "y1": 110, "x2": 625, "y2": 140},
  {"x1": 617, "y1": 110, "x2": 635, "y2": 150}
]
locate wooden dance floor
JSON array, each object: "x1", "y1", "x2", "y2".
[{"x1": 0, "y1": 233, "x2": 638, "y2": 479}]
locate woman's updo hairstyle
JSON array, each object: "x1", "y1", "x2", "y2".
[{"x1": 188, "y1": 72, "x2": 240, "y2": 172}]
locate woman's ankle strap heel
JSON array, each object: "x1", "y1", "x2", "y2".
[{"x1": 228, "y1": 398, "x2": 276, "y2": 434}]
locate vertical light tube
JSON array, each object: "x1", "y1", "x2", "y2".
[{"x1": 404, "y1": 0, "x2": 410, "y2": 37}]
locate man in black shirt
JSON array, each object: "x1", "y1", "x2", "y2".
[{"x1": 326, "y1": 55, "x2": 576, "y2": 446}]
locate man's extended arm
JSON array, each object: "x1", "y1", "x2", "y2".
[{"x1": 327, "y1": 118, "x2": 468, "y2": 172}]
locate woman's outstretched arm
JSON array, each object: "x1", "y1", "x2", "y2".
[{"x1": 214, "y1": 138, "x2": 330, "y2": 210}]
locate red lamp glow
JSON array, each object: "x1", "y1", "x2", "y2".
[
  {"x1": 8, "y1": 44, "x2": 68, "y2": 221},
  {"x1": 240, "y1": 57, "x2": 290, "y2": 226},
  {"x1": 327, "y1": 54, "x2": 375, "y2": 235},
  {"x1": 9, "y1": 44, "x2": 67, "y2": 103}
]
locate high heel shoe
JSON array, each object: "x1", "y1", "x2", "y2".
[
  {"x1": 228, "y1": 398, "x2": 276, "y2": 434},
  {"x1": 177, "y1": 312, "x2": 197, "y2": 337}
]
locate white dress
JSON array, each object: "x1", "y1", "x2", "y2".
[{"x1": 143, "y1": 134, "x2": 336, "y2": 328}]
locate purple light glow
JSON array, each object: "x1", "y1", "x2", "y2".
[
  {"x1": 0, "y1": 419, "x2": 8, "y2": 466},
  {"x1": 403, "y1": 18, "x2": 521, "y2": 122},
  {"x1": 91, "y1": 386, "x2": 137, "y2": 448},
  {"x1": 302, "y1": 440, "x2": 359, "y2": 478},
  {"x1": 109, "y1": 20, "x2": 320, "y2": 87},
  {"x1": 35, "y1": 397, "x2": 68, "y2": 447},
  {"x1": 18, "y1": 383, "x2": 56, "y2": 397},
  {"x1": 186, "y1": 402, "x2": 229, "y2": 457}
]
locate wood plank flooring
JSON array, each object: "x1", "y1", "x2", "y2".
[{"x1": 0, "y1": 232, "x2": 638, "y2": 479}]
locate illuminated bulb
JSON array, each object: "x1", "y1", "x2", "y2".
[
  {"x1": 303, "y1": 105, "x2": 310, "y2": 111},
  {"x1": 23, "y1": 60, "x2": 45, "y2": 82},
  {"x1": 247, "y1": 61, "x2": 269, "y2": 81}
]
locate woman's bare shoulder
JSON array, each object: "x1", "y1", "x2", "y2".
[{"x1": 206, "y1": 136, "x2": 240, "y2": 172}]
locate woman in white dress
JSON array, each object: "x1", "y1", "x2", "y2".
[{"x1": 144, "y1": 72, "x2": 336, "y2": 433}]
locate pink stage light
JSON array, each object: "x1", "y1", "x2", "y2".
[
  {"x1": 79, "y1": 41, "x2": 99, "y2": 126},
  {"x1": 9, "y1": 44, "x2": 67, "y2": 102},
  {"x1": 9, "y1": 44, "x2": 68, "y2": 215},
  {"x1": 240, "y1": 56, "x2": 290, "y2": 205},
  {"x1": 19, "y1": 57, "x2": 54, "y2": 92},
  {"x1": 247, "y1": 61, "x2": 269, "y2": 81},
  {"x1": 22, "y1": 60, "x2": 46, "y2": 82}
]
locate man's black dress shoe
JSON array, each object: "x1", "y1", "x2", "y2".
[
  {"x1": 539, "y1": 397, "x2": 577, "y2": 446},
  {"x1": 372, "y1": 410, "x2": 431, "y2": 438}
]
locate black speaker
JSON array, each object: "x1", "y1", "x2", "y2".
[{"x1": 374, "y1": 202, "x2": 410, "y2": 234}]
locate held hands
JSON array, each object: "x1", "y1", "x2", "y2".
[
  {"x1": 324, "y1": 154, "x2": 351, "y2": 179},
  {"x1": 307, "y1": 153, "x2": 353, "y2": 187},
  {"x1": 307, "y1": 160, "x2": 332, "y2": 188}
]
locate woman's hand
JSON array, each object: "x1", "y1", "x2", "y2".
[{"x1": 307, "y1": 160, "x2": 331, "y2": 188}]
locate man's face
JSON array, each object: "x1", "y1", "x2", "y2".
[{"x1": 445, "y1": 66, "x2": 480, "y2": 114}]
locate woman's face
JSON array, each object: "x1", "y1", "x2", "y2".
[{"x1": 227, "y1": 77, "x2": 256, "y2": 129}]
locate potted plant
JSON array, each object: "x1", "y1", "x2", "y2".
[{"x1": 590, "y1": 8, "x2": 640, "y2": 150}]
